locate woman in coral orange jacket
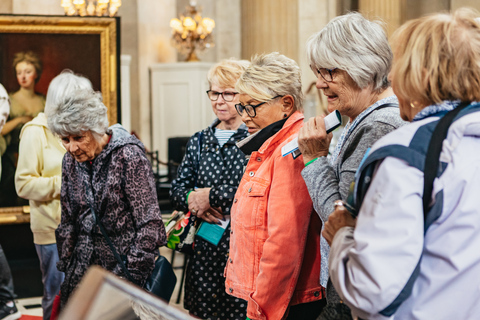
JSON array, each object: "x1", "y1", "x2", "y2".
[{"x1": 224, "y1": 52, "x2": 325, "y2": 320}]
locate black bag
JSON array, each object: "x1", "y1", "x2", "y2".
[
  {"x1": 88, "y1": 200, "x2": 177, "y2": 302},
  {"x1": 144, "y1": 255, "x2": 177, "y2": 302}
]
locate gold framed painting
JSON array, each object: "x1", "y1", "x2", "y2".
[{"x1": 0, "y1": 15, "x2": 120, "y2": 224}]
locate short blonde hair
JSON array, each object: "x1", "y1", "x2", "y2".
[
  {"x1": 236, "y1": 52, "x2": 303, "y2": 112},
  {"x1": 391, "y1": 8, "x2": 480, "y2": 105},
  {"x1": 207, "y1": 58, "x2": 250, "y2": 89}
]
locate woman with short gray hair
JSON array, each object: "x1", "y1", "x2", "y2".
[
  {"x1": 47, "y1": 90, "x2": 109, "y2": 141},
  {"x1": 48, "y1": 88, "x2": 166, "y2": 309},
  {"x1": 15, "y1": 70, "x2": 91, "y2": 320},
  {"x1": 297, "y1": 12, "x2": 405, "y2": 318},
  {"x1": 306, "y1": 12, "x2": 392, "y2": 92}
]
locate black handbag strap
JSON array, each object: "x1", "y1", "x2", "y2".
[
  {"x1": 422, "y1": 101, "x2": 470, "y2": 218},
  {"x1": 193, "y1": 131, "x2": 203, "y2": 188},
  {"x1": 84, "y1": 181, "x2": 139, "y2": 286}
]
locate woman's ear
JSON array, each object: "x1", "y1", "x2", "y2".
[{"x1": 281, "y1": 95, "x2": 295, "y2": 114}]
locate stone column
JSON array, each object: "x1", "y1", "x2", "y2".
[
  {"x1": 298, "y1": 0, "x2": 339, "y2": 116},
  {"x1": 451, "y1": 0, "x2": 480, "y2": 11},
  {"x1": 240, "y1": 0, "x2": 339, "y2": 116},
  {"x1": 359, "y1": 0, "x2": 406, "y2": 37},
  {"x1": 241, "y1": 0, "x2": 299, "y2": 62}
]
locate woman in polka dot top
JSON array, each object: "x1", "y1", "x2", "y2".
[{"x1": 170, "y1": 59, "x2": 250, "y2": 320}]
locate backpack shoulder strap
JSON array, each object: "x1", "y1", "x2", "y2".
[
  {"x1": 378, "y1": 102, "x2": 471, "y2": 316},
  {"x1": 422, "y1": 101, "x2": 469, "y2": 216}
]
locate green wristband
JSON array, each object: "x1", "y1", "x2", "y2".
[
  {"x1": 186, "y1": 190, "x2": 194, "y2": 205},
  {"x1": 305, "y1": 158, "x2": 319, "y2": 167}
]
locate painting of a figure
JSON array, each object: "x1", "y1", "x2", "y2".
[
  {"x1": 0, "y1": 15, "x2": 119, "y2": 215},
  {"x1": 0, "y1": 34, "x2": 102, "y2": 207}
]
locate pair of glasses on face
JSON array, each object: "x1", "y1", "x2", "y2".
[
  {"x1": 234, "y1": 95, "x2": 284, "y2": 118},
  {"x1": 206, "y1": 90, "x2": 239, "y2": 102},
  {"x1": 312, "y1": 66, "x2": 338, "y2": 82}
]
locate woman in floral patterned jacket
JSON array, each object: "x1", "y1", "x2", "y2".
[
  {"x1": 47, "y1": 88, "x2": 166, "y2": 308},
  {"x1": 170, "y1": 59, "x2": 249, "y2": 320}
]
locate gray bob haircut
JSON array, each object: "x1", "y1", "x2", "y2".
[
  {"x1": 44, "y1": 69, "x2": 93, "y2": 116},
  {"x1": 306, "y1": 12, "x2": 392, "y2": 91},
  {"x1": 47, "y1": 88, "x2": 109, "y2": 141},
  {"x1": 236, "y1": 52, "x2": 304, "y2": 111}
]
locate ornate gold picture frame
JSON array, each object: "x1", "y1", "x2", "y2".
[{"x1": 0, "y1": 15, "x2": 120, "y2": 224}]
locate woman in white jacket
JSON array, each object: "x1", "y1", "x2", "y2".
[
  {"x1": 14, "y1": 70, "x2": 92, "y2": 320},
  {"x1": 322, "y1": 8, "x2": 480, "y2": 320}
]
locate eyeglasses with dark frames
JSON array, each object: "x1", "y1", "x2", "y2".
[
  {"x1": 206, "y1": 90, "x2": 239, "y2": 102},
  {"x1": 311, "y1": 66, "x2": 338, "y2": 83},
  {"x1": 235, "y1": 95, "x2": 284, "y2": 118}
]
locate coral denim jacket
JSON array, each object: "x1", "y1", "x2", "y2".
[{"x1": 225, "y1": 112, "x2": 324, "y2": 320}]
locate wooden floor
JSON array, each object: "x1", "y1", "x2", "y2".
[
  {"x1": 14, "y1": 246, "x2": 188, "y2": 319},
  {"x1": 16, "y1": 297, "x2": 42, "y2": 319}
]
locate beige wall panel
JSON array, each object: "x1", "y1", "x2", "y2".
[
  {"x1": 117, "y1": 1, "x2": 139, "y2": 135},
  {"x1": 137, "y1": 0, "x2": 177, "y2": 147},
  {"x1": 241, "y1": 0, "x2": 299, "y2": 62},
  {"x1": 298, "y1": 0, "x2": 339, "y2": 117},
  {"x1": 214, "y1": 0, "x2": 241, "y2": 60},
  {"x1": 12, "y1": 0, "x2": 63, "y2": 15},
  {"x1": 359, "y1": 0, "x2": 405, "y2": 37},
  {"x1": 404, "y1": 0, "x2": 450, "y2": 20},
  {"x1": 451, "y1": 0, "x2": 480, "y2": 11},
  {"x1": 0, "y1": 0, "x2": 12, "y2": 13}
]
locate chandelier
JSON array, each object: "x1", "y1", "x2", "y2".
[
  {"x1": 61, "y1": 0, "x2": 122, "y2": 17},
  {"x1": 170, "y1": 2, "x2": 215, "y2": 62}
]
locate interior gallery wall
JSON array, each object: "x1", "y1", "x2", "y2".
[{"x1": 1, "y1": 0, "x2": 479, "y2": 150}]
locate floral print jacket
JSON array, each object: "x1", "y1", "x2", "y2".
[{"x1": 56, "y1": 124, "x2": 166, "y2": 307}]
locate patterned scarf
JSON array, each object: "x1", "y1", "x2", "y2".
[{"x1": 413, "y1": 100, "x2": 460, "y2": 121}]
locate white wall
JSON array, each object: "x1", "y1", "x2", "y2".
[{"x1": 136, "y1": 0, "x2": 177, "y2": 148}]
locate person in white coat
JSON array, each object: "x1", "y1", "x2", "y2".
[
  {"x1": 14, "y1": 70, "x2": 92, "y2": 320},
  {"x1": 0, "y1": 84, "x2": 22, "y2": 320},
  {"x1": 323, "y1": 8, "x2": 480, "y2": 320},
  {"x1": 0, "y1": 84, "x2": 10, "y2": 176}
]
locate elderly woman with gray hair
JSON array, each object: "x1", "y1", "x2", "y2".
[
  {"x1": 297, "y1": 12, "x2": 405, "y2": 317},
  {"x1": 225, "y1": 52, "x2": 324, "y2": 320},
  {"x1": 46, "y1": 88, "x2": 166, "y2": 308},
  {"x1": 15, "y1": 70, "x2": 92, "y2": 320}
]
